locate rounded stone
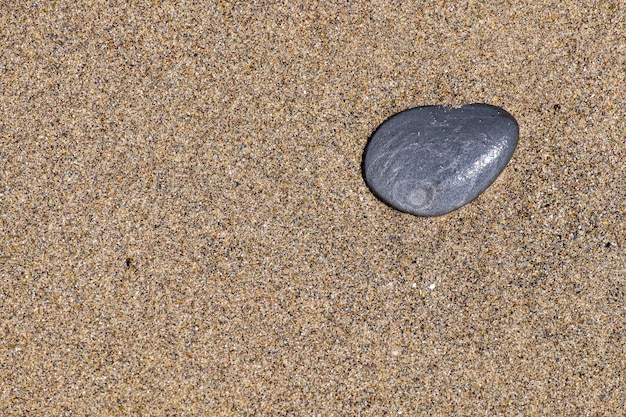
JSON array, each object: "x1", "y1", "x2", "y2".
[{"x1": 362, "y1": 103, "x2": 519, "y2": 216}]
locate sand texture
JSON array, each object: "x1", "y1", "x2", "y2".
[{"x1": 1, "y1": 1, "x2": 625, "y2": 415}]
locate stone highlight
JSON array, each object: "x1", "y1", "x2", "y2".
[{"x1": 362, "y1": 103, "x2": 518, "y2": 216}]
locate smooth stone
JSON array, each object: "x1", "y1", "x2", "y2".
[{"x1": 362, "y1": 103, "x2": 518, "y2": 216}]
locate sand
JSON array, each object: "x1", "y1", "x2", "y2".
[{"x1": 1, "y1": 1, "x2": 624, "y2": 415}]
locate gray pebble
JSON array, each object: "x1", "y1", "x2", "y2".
[{"x1": 362, "y1": 103, "x2": 518, "y2": 216}]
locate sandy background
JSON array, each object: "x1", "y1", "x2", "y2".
[{"x1": 1, "y1": 1, "x2": 625, "y2": 415}]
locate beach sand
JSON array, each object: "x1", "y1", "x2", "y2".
[{"x1": 1, "y1": 1, "x2": 624, "y2": 414}]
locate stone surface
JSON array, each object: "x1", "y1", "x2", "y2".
[{"x1": 362, "y1": 103, "x2": 519, "y2": 216}]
